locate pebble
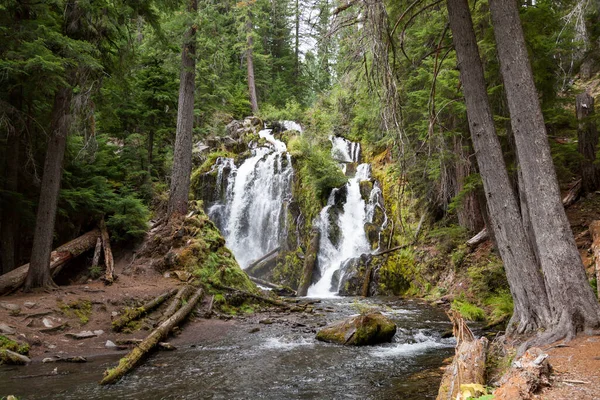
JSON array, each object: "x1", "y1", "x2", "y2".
[
  {"x1": 0, "y1": 302, "x2": 20, "y2": 312},
  {"x1": 0, "y1": 322, "x2": 16, "y2": 335},
  {"x1": 23, "y1": 301, "x2": 37, "y2": 309},
  {"x1": 105, "y1": 340, "x2": 117, "y2": 348},
  {"x1": 65, "y1": 331, "x2": 97, "y2": 340},
  {"x1": 93, "y1": 330, "x2": 104, "y2": 336},
  {"x1": 42, "y1": 318, "x2": 54, "y2": 328}
]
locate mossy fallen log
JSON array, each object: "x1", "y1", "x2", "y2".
[
  {"x1": 211, "y1": 282, "x2": 291, "y2": 309},
  {"x1": 157, "y1": 285, "x2": 193, "y2": 326},
  {"x1": 112, "y1": 288, "x2": 178, "y2": 332},
  {"x1": 100, "y1": 286, "x2": 204, "y2": 385}
]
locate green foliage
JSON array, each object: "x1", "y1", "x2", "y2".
[
  {"x1": 485, "y1": 290, "x2": 514, "y2": 325},
  {"x1": 378, "y1": 249, "x2": 417, "y2": 295},
  {"x1": 288, "y1": 135, "x2": 348, "y2": 201},
  {"x1": 260, "y1": 100, "x2": 304, "y2": 122},
  {"x1": 452, "y1": 297, "x2": 486, "y2": 322},
  {"x1": 0, "y1": 336, "x2": 29, "y2": 356}
]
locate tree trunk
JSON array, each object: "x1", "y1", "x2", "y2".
[
  {"x1": 167, "y1": 0, "x2": 197, "y2": 218},
  {"x1": 246, "y1": 16, "x2": 259, "y2": 115},
  {"x1": 589, "y1": 221, "x2": 600, "y2": 300},
  {"x1": 25, "y1": 86, "x2": 72, "y2": 291},
  {"x1": 577, "y1": 92, "x2": 600, "y2": 194},
  {"x1": 91, "y1": 237, "x2": 102, "y2": 270},
  {"x1": 1, "y1": 130, "x2": 19, "y2": 274},
  {"x1": 294, "y1": 0, "x2": 300, "y2": 79},
  {"x1": 0, "y1": 228, "x2": 100, "y2": 295},
  {"x1": 490, "y1": 0, "x2": 600, "y2": 341},
  {"x1": 447, "y1": 0, "x2": 552, "y2": 335},
  {"x1": 99, "y1": 219, "x2": 114, "y2": 284},
  {"x1": 297, "y1": 230, "x2": 319, "y2": 296},
  {"x1": 454, "y1": 135, "x2": 484, "y2": 233}
]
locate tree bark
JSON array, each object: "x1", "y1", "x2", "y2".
[
  {"x1": 589, "y1": 221, "x2": 600, "y2": 300},
  {"x1": 99, "y1": 219, "x2": 114, "y2": 284},
  {"x1": 246, "y1": 16, "x2": 259, "y2": 115},
  {"x1": 297, "y1": 231, "x2": 319, "y2": 296},
  {"x1": 91, "y1": 237, "x2": 102, "y2": 271},
  {"x1": 167, "y1": 0, "x2": 197, "y2": 218},
  {"x1": 447, "y1": 0, "x2": 552, "y2": 335},
  {"x1": 25, "y1": 86, "x2": 72, "y2": 291},
  {"x1": 101, "y1": 286, "x2": 203, "y2": 384},
  {"x1": 1, "y1": 130, "x2": 19, "y2": 274},
  {"x1": 0, "y1": 228, "x2": 100, "y2": 295},
  {"x1": 294, "y1": 0, "x2": 300, "y2": 79},
  {"x1": 112, "y1": 288, "x2": 178, "y2": 332},
  {"x1": 577, "y1": 92, "x2": 600, "y2": 194},
  {"x1": 490, "y1": 0, "x2": 600, "y2": 341}
]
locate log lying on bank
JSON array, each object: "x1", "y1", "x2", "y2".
[
  {"x1": 0, "y1": 229, "x2": 101, "y2": 296},
  {"x1": 211, "y1": 282, "x2": 291, "y2": 309},
  {"x1": 246, "y1": 247, "x2": 280, "y2": 278},
  {"x1": 248, "y1": 276, "x2": 296, "y2": 296},
  {"x1": 112, "y1": 288, "x2": 178, "y2": 332},
  {"x1": 436, "y1": 311, "x2": 488, "y2": 400},
  {"x1": 589, "y1": 220, "x2": 600, "y2": 299},
  {"x1": 100, "y1": 286, "x2": 204, "y2": 385},
  {"x1": 99, "y1": 219, "x2": 115, "y2": 284},
  {"x1": 157, "y1": 285, "x2": 193, "y2": 326},
  {"x1": 562, "y1": 178, "x2": 582, "y2": 207},
  {"x1": 466, "y1": 228, "x2": 488, "y2": 247}
]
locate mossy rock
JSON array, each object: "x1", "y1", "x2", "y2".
[
  {"x1": 359, "y1": 180, "x2": 373, "y2": 201},
  {"x1": 0, "y1": 335, "x2": 29, "y2": 356},
  {"x1": 364, "y1": 223, "x2": 380, "y2": 250},
  {"x1": 316, "y1": 312, "x2": 396, "y2": 346}
]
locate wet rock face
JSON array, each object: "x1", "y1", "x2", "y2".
[{"x1": 315, "y1": 312, "x2": 396, "y2": 346}]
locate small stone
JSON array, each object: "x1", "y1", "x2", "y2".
[
  {"x1": 47, "y1": 344, "x2": 56, "y2": 349},
  {"x1": 65, "y1": 331, "x2": 97, "y2": 340},
  {"x1": 23, "y1": 302, "x2": 37, "y2": 309},
  {"x1": 248, "y1": 327, "x2": 260, "y2": 333},
  {"x1": 111, "y1": 311, "x2": 118, "y2": 317},
  {"x1": 93, "y1": 330, "x2": 104, "y2": 336},
  {"x1": 42, "y1": 357, "x2": 57, "y2": 363},
  {"x1": 259, "y1": 319, "x2": 273, "y2": 325},
  {"x1": 42, "y1": 318, "x2": 54, "y2": 328},
  {"x1": 0, "y1": 302, "x2": 20, "y2": 312},
  {"x1": 0, "y1": 323, "x2": 16, "y2": 335},
  {"x1": 105, "y1": 340, "x2": 117, "y2": 348}
]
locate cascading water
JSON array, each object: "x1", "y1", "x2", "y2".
[
  {"x1": 308, "y1": 164, "x2": 372, "y2": 297},
  {"x1": 207, "y1": 127, "x2": 293, "y2": 268},
  {"x1": 307, "y1": 136, "x2": 387, "y2": 297}
]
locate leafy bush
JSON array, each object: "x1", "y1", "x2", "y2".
[{"x1": 106, "y1": 195, "x2": 150, "y2": 242}]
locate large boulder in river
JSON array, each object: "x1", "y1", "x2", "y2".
[{"x1": 316, "y1": 312, "x2": 396, "y2": 346}]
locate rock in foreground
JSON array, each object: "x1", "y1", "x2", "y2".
[{"x1": 316, "y1": 312, "x2": 396, "y2": 346}]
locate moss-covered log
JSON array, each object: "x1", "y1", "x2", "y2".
[
  {"x1": 112, "y1": 288, "x2": 178, "y2": 332},
  {"x1": 100, "y1": 286, "x2": 204, "y2": 385},
  {"x1": 157, "y1": 285, "x2": 193, "y2": 326},
  {"x1": 0, "y1": 229, "x2": 101, "y2": 296},
  {"x1": 212, "y1": 282, "x2": 291, "y2": 309}
]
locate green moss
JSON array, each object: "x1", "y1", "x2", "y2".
[
  {"x1": 0, "y1": 335, "x2": 29, "y2": 355},
  {"x1": 378, "y1": 249, "x2": 420, "y2": 295},
  {"x1": 451, "y1": 298, "x2": 486, "y2": 322},
  {"x1": 59, "y1": 299, "x2": 92, "y2": 325},
  {"x1": 485, "y1": 290, "x2": 514, "y2": 326}
]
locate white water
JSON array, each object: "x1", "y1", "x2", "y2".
[
  {"x1": 207, "y1": 128, "x2": 293, "y2": 268},
  {"x1": 281, "y1": 120, "x2": 303, "y2": 133},
  {"x1": 330, "y1": 135, "x2": 360, "y2": 163},
  {"x1": 307, "y1": 162, "x2": 373, "y2": 297}
]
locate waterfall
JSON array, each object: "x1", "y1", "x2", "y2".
[
  {"x1": 207, "y1": 128, "x2": 293, "y2": 269},
  {"x1": 330, "y1": 136, "x2": 361, "y2": 163},
  {"x1": 308, "y1": 158, "x2": 374, "y2": 297}
]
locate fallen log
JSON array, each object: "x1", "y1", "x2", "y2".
[
  {"x1": 562, "y1": 178, "x2": 582, "y2": 207},
  {"x1": 248, "y1": 276, "x2": 296, "y2": 296},
  {"x1": 99, "y1": 219, "x2": 115, "y2": 284},
  {"x1": 466, "y1": 228, "x2": 488, "y2": 247},
  {"x1": 112, "y1": 288, "x2": 178, "y2": 332},
  {"x1": 372, "y1": 244, "x2": 410, "y2": 257},
  {"x1": 212, "y1": 282, "x2": 290, "y2": 309},
  {"x1": 436, "y1": 310, "x2": 488, "y2": 400},
  {"x1": 297, "y1": 230, "x2": 319, "y2": 296},
  {"x1": 100, "y1": 286, "x2": 204, "y2": 385},
  {"x1": 157, "y1": 285, "x2": 193, "y2": 326},
  {"x1": 0, "y1": 229, "x2": 101, "y2": 296},
  {"x1": 246, "y1": 247, "x2": 280, "y2": 277},
  {"x1": 589, "y1": 220, "x2": 600, "y2": 299}
]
